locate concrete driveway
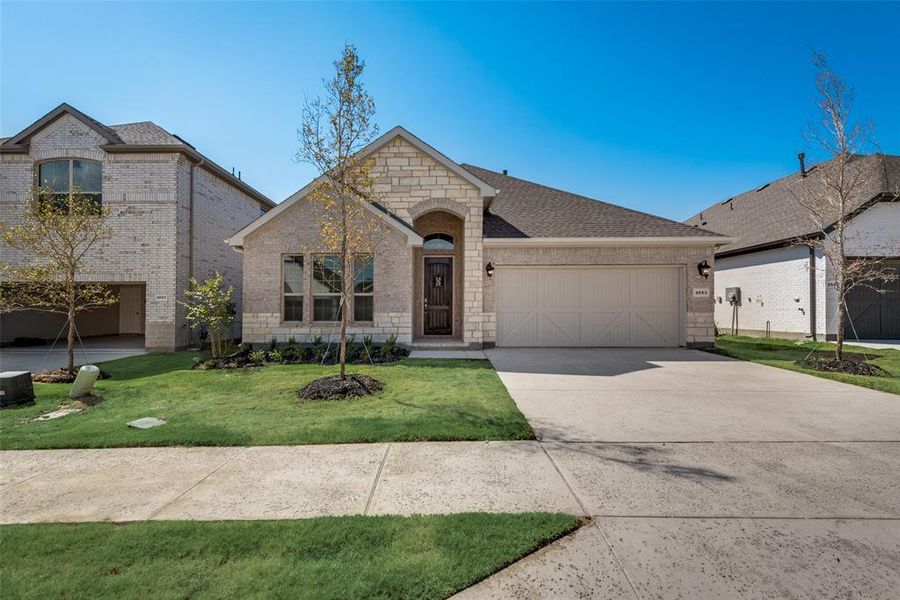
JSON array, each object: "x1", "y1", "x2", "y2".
[
  {"x1": 464, "y1": 348, "x2": 900, "y2": 599},
  {"x1": 0, "y1": 336, "x2": 146, "y2": 373}
]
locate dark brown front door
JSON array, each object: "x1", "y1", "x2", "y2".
[{"x1": 424, "y1": 257, "x2": 452, "y2": 335}]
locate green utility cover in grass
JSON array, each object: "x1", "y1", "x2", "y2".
[{"x1": 0, "y1": 513, "x2": 578, "y2": 600}]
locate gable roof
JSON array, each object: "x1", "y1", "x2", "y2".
[
  {"x1": 1, "y1": 102, "x2": 124, "y2": 148},
  {"x1": 1, "y1": 103, "x2": 274, "y2": 209},
  {"x1": 226, "y1": 126, "x2": 496, "y2": 248},
  {"x1": 684, "y1": 153, "x2": 900, "y2": 256},
  {"x1": 463, "y1": 165, "x2": 728, "y2": 241}
]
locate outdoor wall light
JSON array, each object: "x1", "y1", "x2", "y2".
[
  {"x1": 697, "y1": 260, "x2": 711, "y2": 279},
  {"x1": 485, "y1": 262, "x2": 495, "y2": 277}
]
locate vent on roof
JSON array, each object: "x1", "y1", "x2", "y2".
[
  {"x1": 756, "y1": 183, "x2": 770, "y2": 192},
  {"x1": 502, "y1": 169, "x2": 508, "y2": 176}
]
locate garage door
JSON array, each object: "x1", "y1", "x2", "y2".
[
  {"x1": 845, "y1": 259, "x2": 900, "y2": 339},
  {"x1": 495, "y1": 266, "x2": 682, "y2": 347}
]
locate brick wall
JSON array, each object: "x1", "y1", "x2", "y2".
[
  {"x1": 713, "y1": 245, "x2": 826, "y2": 339},
  {"x1": 240, "y1": 189, "x2": 413, "y2": 344},
  {"x1": 0, "y1": 113, "x2": 263, "y2": 350}
]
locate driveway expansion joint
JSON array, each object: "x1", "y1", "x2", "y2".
[
  {"x1": 364, "y1": 443, "x2": 391, "y2": 516},
  {"x1": 145, "y1": 448, "x2": 244, "y2": 520}
]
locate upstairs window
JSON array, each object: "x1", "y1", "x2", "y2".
[
  {"x1": 423, "y1": 233, "x2": 454, "y2": 251},
  {"x1": 38, "y1": 159, "x2": 102, "y2": 212}
]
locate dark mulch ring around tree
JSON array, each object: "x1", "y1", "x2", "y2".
[
  {"x1": 796, "y1": 357, "x2": 891, "y2": 377},
  {"x1": 32, "y1": 369, "x2": 111, "y2": 384},
  {"x1": 298, "y1": 374, "x2": 384, "y2": 401}
]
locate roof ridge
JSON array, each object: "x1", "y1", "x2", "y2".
[{"x1": 462, "y1": 163, "x2": 708, "y2": 232}]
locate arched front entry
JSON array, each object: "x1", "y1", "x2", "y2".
[{"x1": 413, "y1": 210, "x2": 465, "y2": 339}]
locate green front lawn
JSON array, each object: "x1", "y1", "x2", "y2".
[
  {"x1": 710, "y1": 335, "x2": 900, "y2": 395},
  {"x1": 0, "y1": 354, "x2": 533, "y2": 449},
  {"x1": 0, "y1": 513, "x2": 578, "y2": 600}
]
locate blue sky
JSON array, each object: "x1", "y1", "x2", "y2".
[{"x1": 2, "y1": 1, "x2": 898, "y2": 221}]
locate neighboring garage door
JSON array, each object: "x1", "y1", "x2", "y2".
[
  {"x1": 495, "y1": 266, "x2": 682, "y2": 347},
  {"x1": 845, "y1": 259, "x2": 900, "y2": 339}
]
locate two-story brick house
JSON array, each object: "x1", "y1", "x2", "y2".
[{"x1": 0, "y1": 103, "x2": 274, "y2": 350}]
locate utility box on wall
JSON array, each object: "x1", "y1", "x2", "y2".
[{"x1": 725, "y1": 287, "x2": 742, "y2": 306}]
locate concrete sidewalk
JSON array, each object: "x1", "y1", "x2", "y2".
[
  {"x1": 3, "y1": 440, "x2": 899, "y2": 598},
  {"x1": 3, "y1": 440, "x2": 898, "y2": 523}
]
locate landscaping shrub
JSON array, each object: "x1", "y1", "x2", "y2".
[
  {"x1": 248, "y1": 350, "x2": 266, "y2": 365},
  {"x1": 312, "y1": 336, "x2": 329, "y2": 363},
  {"x1": 380, "y1": 334, "x2": 400, "y2": 360},
  {"x1": 268, "y1": 349, "x2": 284, "y2": 364}
]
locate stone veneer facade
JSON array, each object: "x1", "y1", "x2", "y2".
[
  {"x1": 237, "y1": 132, "x2": 719, "y2": 349},
  {"x1": 0, "y1": 113, "x2": 266, "y2": 350}
]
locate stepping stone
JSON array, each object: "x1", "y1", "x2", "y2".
[{"x1": 127, "y1": 417, "x2": 167, "y2": 429}]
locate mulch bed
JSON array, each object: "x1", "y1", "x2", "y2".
[
  {"x1": 32, "y1": 369, "x2": 111, "y2": 384},
  {"x1": 298, "y1": 374, "x2": 384, "y2": 401},
  {"x1": 796, "y1": 357, "x2": 890, "y2": 377}
]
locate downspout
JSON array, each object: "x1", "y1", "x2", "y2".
[{"x1": 808, "y1": 245, "x2": 817, "y2": 341}]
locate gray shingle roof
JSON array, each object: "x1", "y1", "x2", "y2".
[
  {"x1": 684, "y1": 154, "x2": 900, "y2": 255},
  {"x1": 461, "y1": 164, "x2": 724, "y2": 239},
  {"x1": 109, "y1": 122, "x2": 184, "y2": 146}
]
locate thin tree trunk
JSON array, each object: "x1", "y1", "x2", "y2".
[
  {"x1": 67, "y1": 310, "x2": 76, "y2": 375},
  {"x1": 339, "y1": 231, "x2": 348, "y2": 379},
  {"x1": 67, "y1": 270, "x2": 76, "y2": 375}
]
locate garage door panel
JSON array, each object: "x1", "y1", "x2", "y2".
[{"x1": 496, "y1": 267, "x2": 681, "y2": 347}]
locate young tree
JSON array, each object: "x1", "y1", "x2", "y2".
[
  {"x1": 794, "y1": 52, "x2": 898, "y2": 360},
  {"x1": 180, "y1": 272, "x2": 235, "y2": 358},
  {"x1": 0, "y1": 188, "x2": 116, "y2": 375},
  {"x1": 298, "y1": 44, "x2": 386, "y2": 378}
]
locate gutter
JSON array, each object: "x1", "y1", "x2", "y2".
[
  {"x1": 484, "y1": 236, "x2": 736, "y2": 248},
  {"x1": 98, "y1": 144, "x2": 275, "y2": 209}
]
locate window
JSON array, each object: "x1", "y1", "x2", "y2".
[
  {"x1": 423, "y1": 233, "x2": 454, "y2": 250},
  {"x1": 283, "y1": 255, "x2": 304, "y2": 321},
  {"x1": 38, "y1": 159, "x2": 102, "y2": 212},
  {"x1": 353, "y1": 255, "x2": 374, "y2": 322},
  {"x1": 313, "y1": 255, "x2": 343, "y2": 321}
]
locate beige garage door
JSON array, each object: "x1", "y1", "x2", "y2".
[{"x1": 495, "y1": 266, "x2": 682, "y2": 347}]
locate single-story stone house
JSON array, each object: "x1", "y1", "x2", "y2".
[
  {"x1": 227, "y1": 127, "x2": 732, "y2": 349},
  {"x1": 685, "y1": 153, "x2": 900, "y2": 341},
  {"x1": 1, "y1": 103, "x2": 274, "y2": 350}
]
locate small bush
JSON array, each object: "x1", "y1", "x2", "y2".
[
  {"x1": 249, "y1": 350, "x2": 266, "y2": 365},
  {"x1": 361, "y1": 335, "x2": 375, "y2": 361},
  {"x1": 312, "y1": 336, "x2": 329, "y2": 363},
  {"x1": 380, "y1": 334, "x2": 399, "y2": 360},
  {"x1": 268, "y1": 349, "x2": 284, "y2": 364},
  {"x1": 269, "y1": 337, "x2": 278, "y2": 351}
]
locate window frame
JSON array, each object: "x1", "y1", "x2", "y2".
[
  {"x1": 353, "y1": 254, "x2": 375, "y2": 323},
  {"x1": 423, "y1": 232, "x2": 454, "y2": 251},
  {"x1": 35, "y1": 158, "x2": 103, "y2": 212},
  {"x1": 281, "y1": 254, "x2": 305, "y2": 323},
  {"x1": 312, "y1": 253, "x2": 344, "y2": 323}
]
